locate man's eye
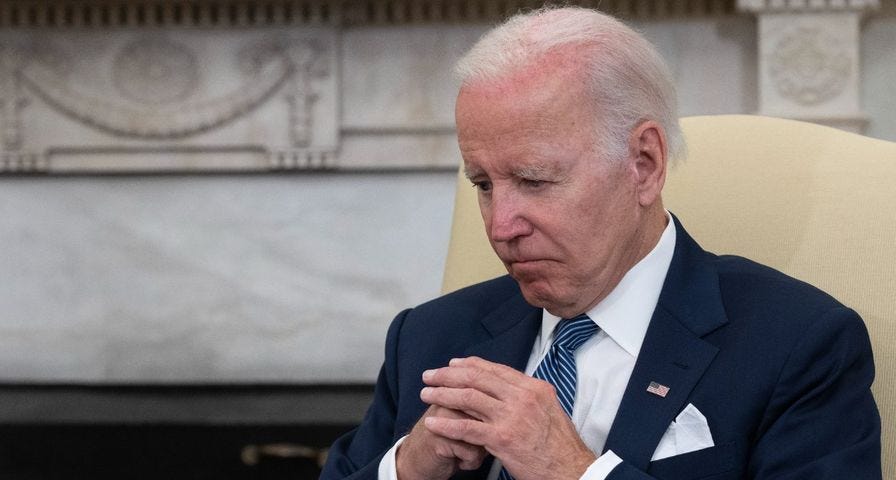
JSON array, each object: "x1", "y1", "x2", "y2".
[
  {"x1": 522, "y1": 179, "x2": 544, "y2": 188},
  {"x1": 472, "y1": 181, "x2": 492, "y2": 192}
]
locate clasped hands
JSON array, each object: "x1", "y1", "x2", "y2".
[{"x1": 396, "y1": 356, "x2": 596, "y2": 480}]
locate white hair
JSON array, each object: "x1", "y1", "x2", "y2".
[{"x1": 454, "y1": 6, "x2": 685, "y2": 165}]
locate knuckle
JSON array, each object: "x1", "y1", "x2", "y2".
[
  {"x1": 455, "y1": 419, "x2": 472, "y2": 435},
  {"x1": 465, "y1": 366, "x2": 483, "y2": 384},
  {"x1": 537, "y1": 380, "x2": 556, "y2": 397},
  {"x1": 454, "y1": 443, "x2": 476, "y2": 461},
  {"x1": 494, "y1": 428, "x2": 514, "y2": 450},
  {"x1": 460, "y1": 388, "x2": 477, "y2": 405},
  {"x1": 492, "y1": 361, "x2": 511, "y2": 374},
  {"x1": 520, "y1": 387, "x2": 540, "y2": 406},
  {"x1": 474, "y1": 449, "x2": 488, "y2": 462},
  {"x1": 433, "y1": 443, "x2": 453, "y2": 459}
]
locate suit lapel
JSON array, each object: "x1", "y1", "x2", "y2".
[
  {"x1": 604, "y1": 218, "x2": 728, "y2": 470},
  {"x1": 463, "y1": 291, "x2": 542, "y2": 372}
]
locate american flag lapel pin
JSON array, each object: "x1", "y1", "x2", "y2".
[{"x1": 646, "y1": 381, "x2": 670, "y2": 398}]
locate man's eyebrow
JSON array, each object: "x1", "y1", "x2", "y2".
[
  {"x1": 514, "y1": 163, "x2": 559, "y2": 179},
  {"x1": 463, "y1": 166, "x2": 484, "y2": 180}
]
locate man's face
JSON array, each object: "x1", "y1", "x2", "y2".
[{"x1": 456, "y1": 65, "x2": 650, "y2": 318}]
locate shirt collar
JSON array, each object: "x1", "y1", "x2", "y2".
[{"x1": 538, "y1": 212, "x2": 677, "y2": 357}]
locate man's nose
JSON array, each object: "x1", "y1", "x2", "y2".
[{"x1": 485, "y1": 192, "x2": 533, "y2": 242}]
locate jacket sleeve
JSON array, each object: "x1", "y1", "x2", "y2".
[
  {"x1": 745, "y1": 306, "x2": 880, "y2": 479},
  {"x1": 605, "y1": 307, "x2": 881, "y2": 480},
  {"x1": 319, "y1": 309, "x2": 412, "y2": 480}
]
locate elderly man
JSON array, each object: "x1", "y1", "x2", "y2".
[{"x1": 320, "y1": 6, "x2": 880, "y2": 480}]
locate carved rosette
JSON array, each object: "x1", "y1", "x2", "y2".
[
  {"x1": 768, "y1": 27, "x2": 850, "y2": 106},
  {"x1": 113, "y1": 38, "x2": 200, "y2": 106}
]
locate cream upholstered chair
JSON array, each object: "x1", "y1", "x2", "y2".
[{"x1": 441, "y1": 114, "x2": 896, "y2": 479}]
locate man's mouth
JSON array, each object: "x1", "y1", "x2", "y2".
[{"x1": 506, "y1": 258, "x2": 550, "y2": 270}]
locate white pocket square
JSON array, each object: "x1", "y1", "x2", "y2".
[{"x1": 651, "y1": 403, "x2": 715, "y2": 461}]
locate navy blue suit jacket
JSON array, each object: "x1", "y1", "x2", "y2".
[{"x1": 321, "y1": 220, "x2": 881, "y2": 479}]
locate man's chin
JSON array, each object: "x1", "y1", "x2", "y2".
[
  {"x1": 515, "y1": 279, "x2": 584, "y2": 317},
  {"x1": 516, "y1": 280, "x2": 560, "y2": 309}
]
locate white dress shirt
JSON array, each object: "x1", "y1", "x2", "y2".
[{"x1": 380, "y1": 214, "x2": 677, "y2": 480}]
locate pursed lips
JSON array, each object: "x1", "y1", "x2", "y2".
[
  {"x1": 508, "y1": 258, "x2": 543, "y2": 264},
  {"x1": 495, "y1": 246, "x2": 560, "y2": 270},
  {"x1": 504, "y1": 258, "x2": 554, "y2": 269}
]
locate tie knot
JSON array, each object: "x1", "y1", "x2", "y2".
[{"x1": 552, "y1": 314, "x2": 598, "y2": 351}]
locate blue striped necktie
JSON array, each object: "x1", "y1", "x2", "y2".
[{"x1": 497, "y1": 314, "x2": 598, "y2": 480}]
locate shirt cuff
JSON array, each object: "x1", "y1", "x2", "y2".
[
  {"x1": 377, "y1": 435, "x2": 408, "y2": 480},
  {"x1": 580, "y1": 450, "x2": 623, "y2": 480}
]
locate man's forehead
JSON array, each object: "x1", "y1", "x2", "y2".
[{"x1": 458, "y1": 49, "x2": 590, "y2": 101}]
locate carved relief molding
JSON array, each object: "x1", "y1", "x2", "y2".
[
  {"x1": 0, "y1": 0, "x2": 740, "y2": 29},
  {"x1": 738, "y1": 0, "x2": 878, "y2": 132},
  {"x1": 337, "y1": 0, "x2": 739, "y2": 23},
  {"x1": 0, "y1": 1, "x2": 336, "y2": 28},
  {"x1": 0, "y1": 44, "x2": 28, "y2": 152},
  {"x1": 0, "y1": 29, "x2": 338, "y2": 172},
  {"x1": 22, "y1": 40, "x2": 286, "y2": 139},
  {"x1": 738, "y1": 0, "x2": 879, "y2": 13}
]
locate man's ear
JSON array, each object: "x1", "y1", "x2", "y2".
[{"x1": 628, "y1": 120, "x2": 668, "y2": 207}]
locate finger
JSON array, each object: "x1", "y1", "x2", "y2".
[
  {"x1": 445, "y1": 439, "x2": 488, "y2": 471},
  {"x1": 452, "y1": 357, "x2": 559, "y2": 402},
  {"x1": 422, "y1": 365, "x2": 504, "y2": 399},
  {"x1": 456, "y1": 449, "x2": 488, "y2": 471},
  {"x1": 425, "y1": 402, "x2": 474, "y2": 417},
  {"x1": 422, "y1": 357, "x2": 532, "y2": 399},
  {"x1": 421, "y1": 386, "x2": 502, "y2": 420},
  {"x1": 452, "y1": 356, "x2": 532, "y2": 387},
  {"x1": 424, "y1": 415, "x2": 492, "y2": 448},
  {"x1": 450, "y1": 356, "x2": 522, "y2": 380}
]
